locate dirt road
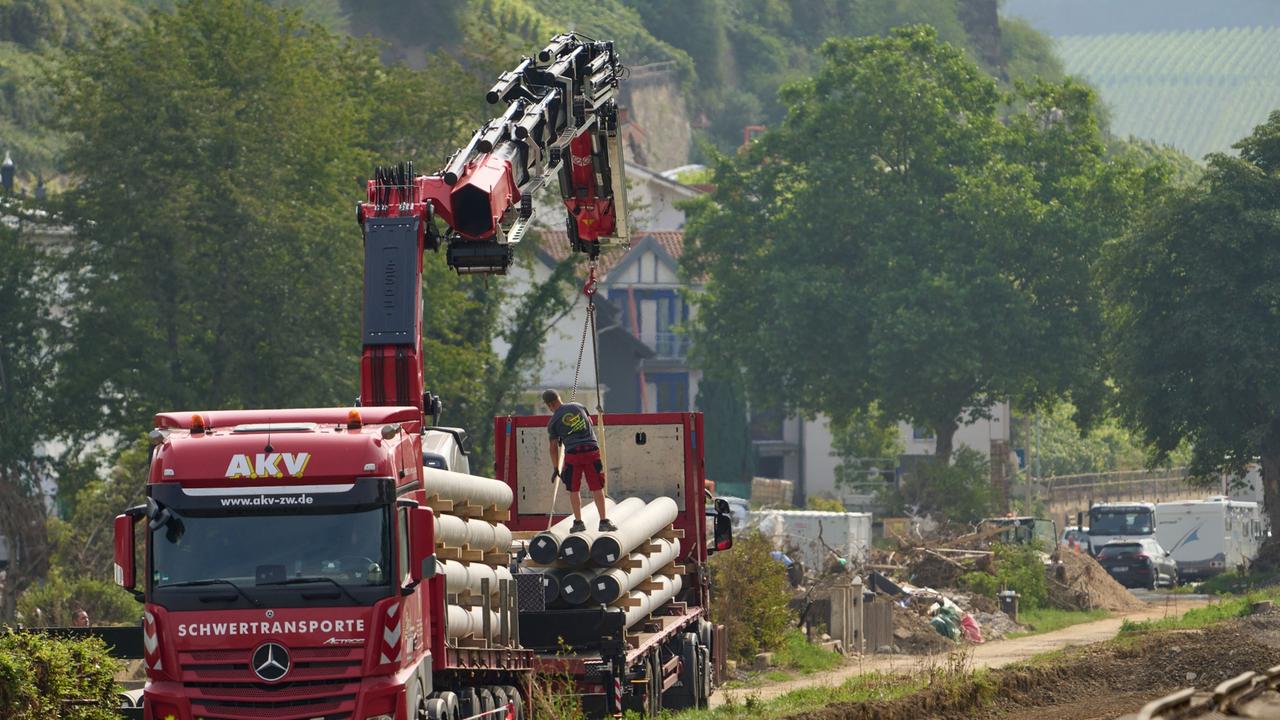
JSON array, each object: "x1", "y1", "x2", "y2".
[{"x1": 712, "y1": 594, "x2": 1212, "y2": 707}]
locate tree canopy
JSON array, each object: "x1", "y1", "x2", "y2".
[
  {"x1": 683, "y1": 26, "x2": 1160, "y2": 466},
  {"x1": 1103, "y1": 109, "x2": 1280, "y2": 534}
]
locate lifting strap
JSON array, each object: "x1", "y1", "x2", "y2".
[{"x1": 570, "y1": 260, "x2": 609, "y2": 494}]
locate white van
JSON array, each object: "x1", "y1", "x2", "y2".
[{"x1": 1155, "y1": 497, "x2": 1266, "y2": 580}]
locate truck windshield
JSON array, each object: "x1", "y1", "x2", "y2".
[
  {"x1": 152, "y1": 507, "x2": 392, "y2": 606},
  {"x1": 1090, "y1": 509, "x2": 1153, "y2": 536}
]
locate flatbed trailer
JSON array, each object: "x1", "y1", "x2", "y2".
[{"x1": 496, "y1": 411, "x2": 732, "y2": 717}]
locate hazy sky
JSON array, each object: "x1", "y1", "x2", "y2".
[{"x1": 1003, "y1": 0, "x2": 1280, "y2": 36}]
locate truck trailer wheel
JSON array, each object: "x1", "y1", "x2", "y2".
[
  {"x1": 697, "y1": 645, "x2": 712, "y2": 708},
  {"x1": 663, "y1": 633, "x2": 701, "y2": 710},
  {"x1": 499, "y1": 685, "x2": 525, "y2": 720},
  {"x1": 423, "y1": 698, "x2": 447, "y2": 720},
  {"x1": 433, "y1": 691, "x2": 460, "y2": 720},
  {"x1": 476, "y1": 687, "x2": 496, "y2": 715}
]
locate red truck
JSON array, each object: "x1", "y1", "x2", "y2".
[
  {"x1": 112, "y1": 410, "x2": 730, "y2": 720},
  {"x1": 106, "y1": 33, "x2": 733, "y2": 720}
]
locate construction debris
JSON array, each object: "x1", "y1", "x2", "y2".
[{"x1": 1048, "y1": 548, "x2": 1146, "y2": 612}]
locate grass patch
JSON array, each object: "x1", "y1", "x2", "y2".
[
  {"x1": 668, "y1": 671, "x2": 932, "y2": 720},
  {"x1": 1119, "y1": 588, "x2": 1280, "y2": 635},
  {"x1": 774, "y1": 631, "x2": 844, "y2": 674},
  {"x1": 1198, "y1": 570, "x2": 1280, "y2": 595},
  {"x1": 1005, "y1": 608, "x2": 1110, "y2": 638}
]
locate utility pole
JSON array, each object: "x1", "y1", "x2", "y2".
[{"x1": 1030, "y1": 411, "x2": 1042, "y2": 509}]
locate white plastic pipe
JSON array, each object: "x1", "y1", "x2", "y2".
[
  {"x1": 438, "y1": 559, "x2": 513, "y2": 597},
  {"x1": 612, "y1": 573, "x2": 683, "y2": 629},
  {"x1": 422, "y1": 467, "x2": 513, "y2": 511},
  {"x1": 435, "y1": 514, "x2": 513, "y2": 553},
  {"x1": 558, "y1": 497, "x2": 649, "y2": 567},
  {"x1": 590, "y1": 497, "x2": 679, "y2": 567},
  {"x1": 590, "y1": 538, "x2": 681, "y2": 604},
  {"x1": 446, "y1": 605, "x2": 500, "y2": 640},
  {"x1": 528, "y1": 499, "x2": 616, "y2": 564}
]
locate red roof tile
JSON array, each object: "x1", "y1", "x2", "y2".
[{"x1": 534, "y1": 230, "x2": 686, "y2": 279}]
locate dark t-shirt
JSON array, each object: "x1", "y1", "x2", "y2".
[{"x1": 547, "y1": 402, "x2": 597, "y2": 450}]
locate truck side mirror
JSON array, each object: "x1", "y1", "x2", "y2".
[
  {"x1": 711, "y1": 513, "x2": 733, "y2": 554},
  {"x1": 715, "y1": 498, "x2": 730, "y2": 515},
  {"x1": 114, "y1": 507, "x2": 146, "y2": 600},
  {"x1": 408, "y1": 506, "x2": 437, "y2": 588},
  {"x1": 113, "y1": 513, "x2": 135, "y2": 589}
]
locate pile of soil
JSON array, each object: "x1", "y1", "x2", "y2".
[
  {"x1": 792, "y1": 610, "x2": 1280, "y2": 720},
  {"x1": 1049, "y1": 549, "x2": 1146, "y2": 612}
]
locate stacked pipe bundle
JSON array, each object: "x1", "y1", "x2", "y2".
[
  {"x1": 422, "y1": 468, "x2": 517, "y2": 645},
  {"x1": 525, "y1": 496, "x2": 684, "y2": 631}
]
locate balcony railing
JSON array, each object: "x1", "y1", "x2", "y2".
[{"x1": 640, "y1": 331, "x2": 690, "y2": 359}]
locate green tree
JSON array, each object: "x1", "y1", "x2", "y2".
[
  {"x1": 831, "y1": 404, "x2": 902, "y2": 491},
  {"x1": 684, "y1": 27, "x2": 1156, "y2": 473},
  {"x1": 1103, "y1": 110, "x2": 1280, "y2": 544},
  {"x1": 708, "y1": 530, "x2": 794, "y2": 661},
  {"x1": 695, "y1": 375, "x2": 755, "y2": 498},
  {"x1": 0, "y1": 223, "x2": 57, "y2": 620},
  {"x1": 52, "y1": 0, "x2": 372, "y2": 437},
  {"x1": 48, "y1": 0, "x2": 520, "y2": 458}
]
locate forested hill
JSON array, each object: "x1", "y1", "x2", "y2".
[{"x1": 1, "y1": 0, "x2": 1064, "y2": 182}]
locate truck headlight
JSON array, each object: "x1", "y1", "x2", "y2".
[{"x1": 365, "y1": 715, "x2": 393, "y2": 720}]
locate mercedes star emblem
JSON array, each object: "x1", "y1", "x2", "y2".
[{"x1": 251, "y1": 642, "x2": 290, "y2": 682}]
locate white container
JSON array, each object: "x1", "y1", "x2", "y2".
[{"x1": 749, "y1": 510, "x2": 872, "y2": 571}]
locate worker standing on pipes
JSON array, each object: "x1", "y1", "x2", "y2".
[{"x1": 544, "y1": 389, "x2": 616, "y2": 533}]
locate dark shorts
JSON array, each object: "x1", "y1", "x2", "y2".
[{"x1": 563, "y1": 446, "x2": 605, "y2": 492}]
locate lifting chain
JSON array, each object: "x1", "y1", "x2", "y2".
[{"x1": 569, "y1": 259, "x2": 609, "y2": 494}]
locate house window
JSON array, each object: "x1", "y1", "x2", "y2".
[
  {"x1": 751, "y1": 409, "x2": 785, "y2": 441},
  {"x1": 646, "y1": 373, "x2": 689, "y2": 412},
  {"x1": 912, "y1": 425, "x2": 935, "y2": 440}
]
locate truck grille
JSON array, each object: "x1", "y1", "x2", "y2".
[{"x1": 178, "y1": 647, "x2": 362, "y2": 720}]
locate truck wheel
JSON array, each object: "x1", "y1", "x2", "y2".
[
  {"x1": 476, "y1": 688, "x2": 495, "y2": 715},
  {"x1": 423, "y1": 698, "x2": 447, "y2": 720},
  {"x1": 435, "y1": 691, "x2": 459, "y2": 720},
  {"x1": 489, "y1": 686, "x2": 509, "y2": 714},
  {"x1": 649, "y1": 651, "x2": 664, "y2": 717},
  {"x1": 663, "y1": 633, "x2": 700, "y2": 710},
  {"x1": 457, "y1": 688, "x2": 479, "y2": 718},
  {"x1": 697, "y1": 645, "x2": 712, "y2": 708},
  {"x1": 499, "y1": 685, "x2": 525, "y2": 720}
]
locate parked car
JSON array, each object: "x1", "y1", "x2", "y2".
[
  {"x1": 1061, "y1": 526, "x2": 1093, "y2": 554},
  {"x1": 1097, "y1": 538, "x2": 1178, "y2": 589}
]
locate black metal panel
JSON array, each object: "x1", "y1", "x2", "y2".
[
  {"x1": 22, "y1": 626, "x2": 145, "y2": 659},
  {"x1": 516, "y1": 574, "x2": 546, "y2": 612},
  {"x1": 363, "y1": 216, "x2": 420, "y2": 345},
  {"x1": 517, "y1": 608, "x2": 626, "y2": 653}
]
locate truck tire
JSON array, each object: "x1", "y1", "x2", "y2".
[
  {"x1": 457, "y1": 688, "x2": 479, "y2": 718},
  {"x1": 650, "y1": 650, "x2": 664, "y2": 717},
  {"x1": 698, "y1": 645, "x2": 712, "y2": 708},
  {"x1": 663, "y1": 633, "x2": 700, "y2": 710},
  {"x1": 434, "y1": 691, "x2": 460, "y2": 720},
  {"x1": 489, "y1": 686, "x2": 510, "y2": 714},
  {"x1": 476, "y1": 688, "x2": 496, "y2": 715},
  {"x1": 499, "y1": 685, "x2": 525, "y2": 720},
  {"x1": 423, "y1": 698, "x2": 447, "y2": 720}
]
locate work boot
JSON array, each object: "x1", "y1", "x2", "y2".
[
  {"x1": 598, "y1": 518, "x2": 618, "y2": 532},
  {"x1": 569, "y1": 519, "x2": 586, "y2": 533}
]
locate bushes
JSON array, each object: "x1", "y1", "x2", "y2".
[
  {"x1": 0, "y1": 630, "x2": 121, "y2": 719},
  {"x1": 958, "y1": 543, "x2": 1048, "y2": 610},
  {"x1": 709, "y1": 530, "x2": 794, "y2": 662},
  {"x1": 16, "y1": 571, "x2": 138, "y2": 627}
]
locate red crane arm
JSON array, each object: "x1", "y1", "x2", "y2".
[{"x1": 356, "y1": 34, "x2": 630, "y2": 413}]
